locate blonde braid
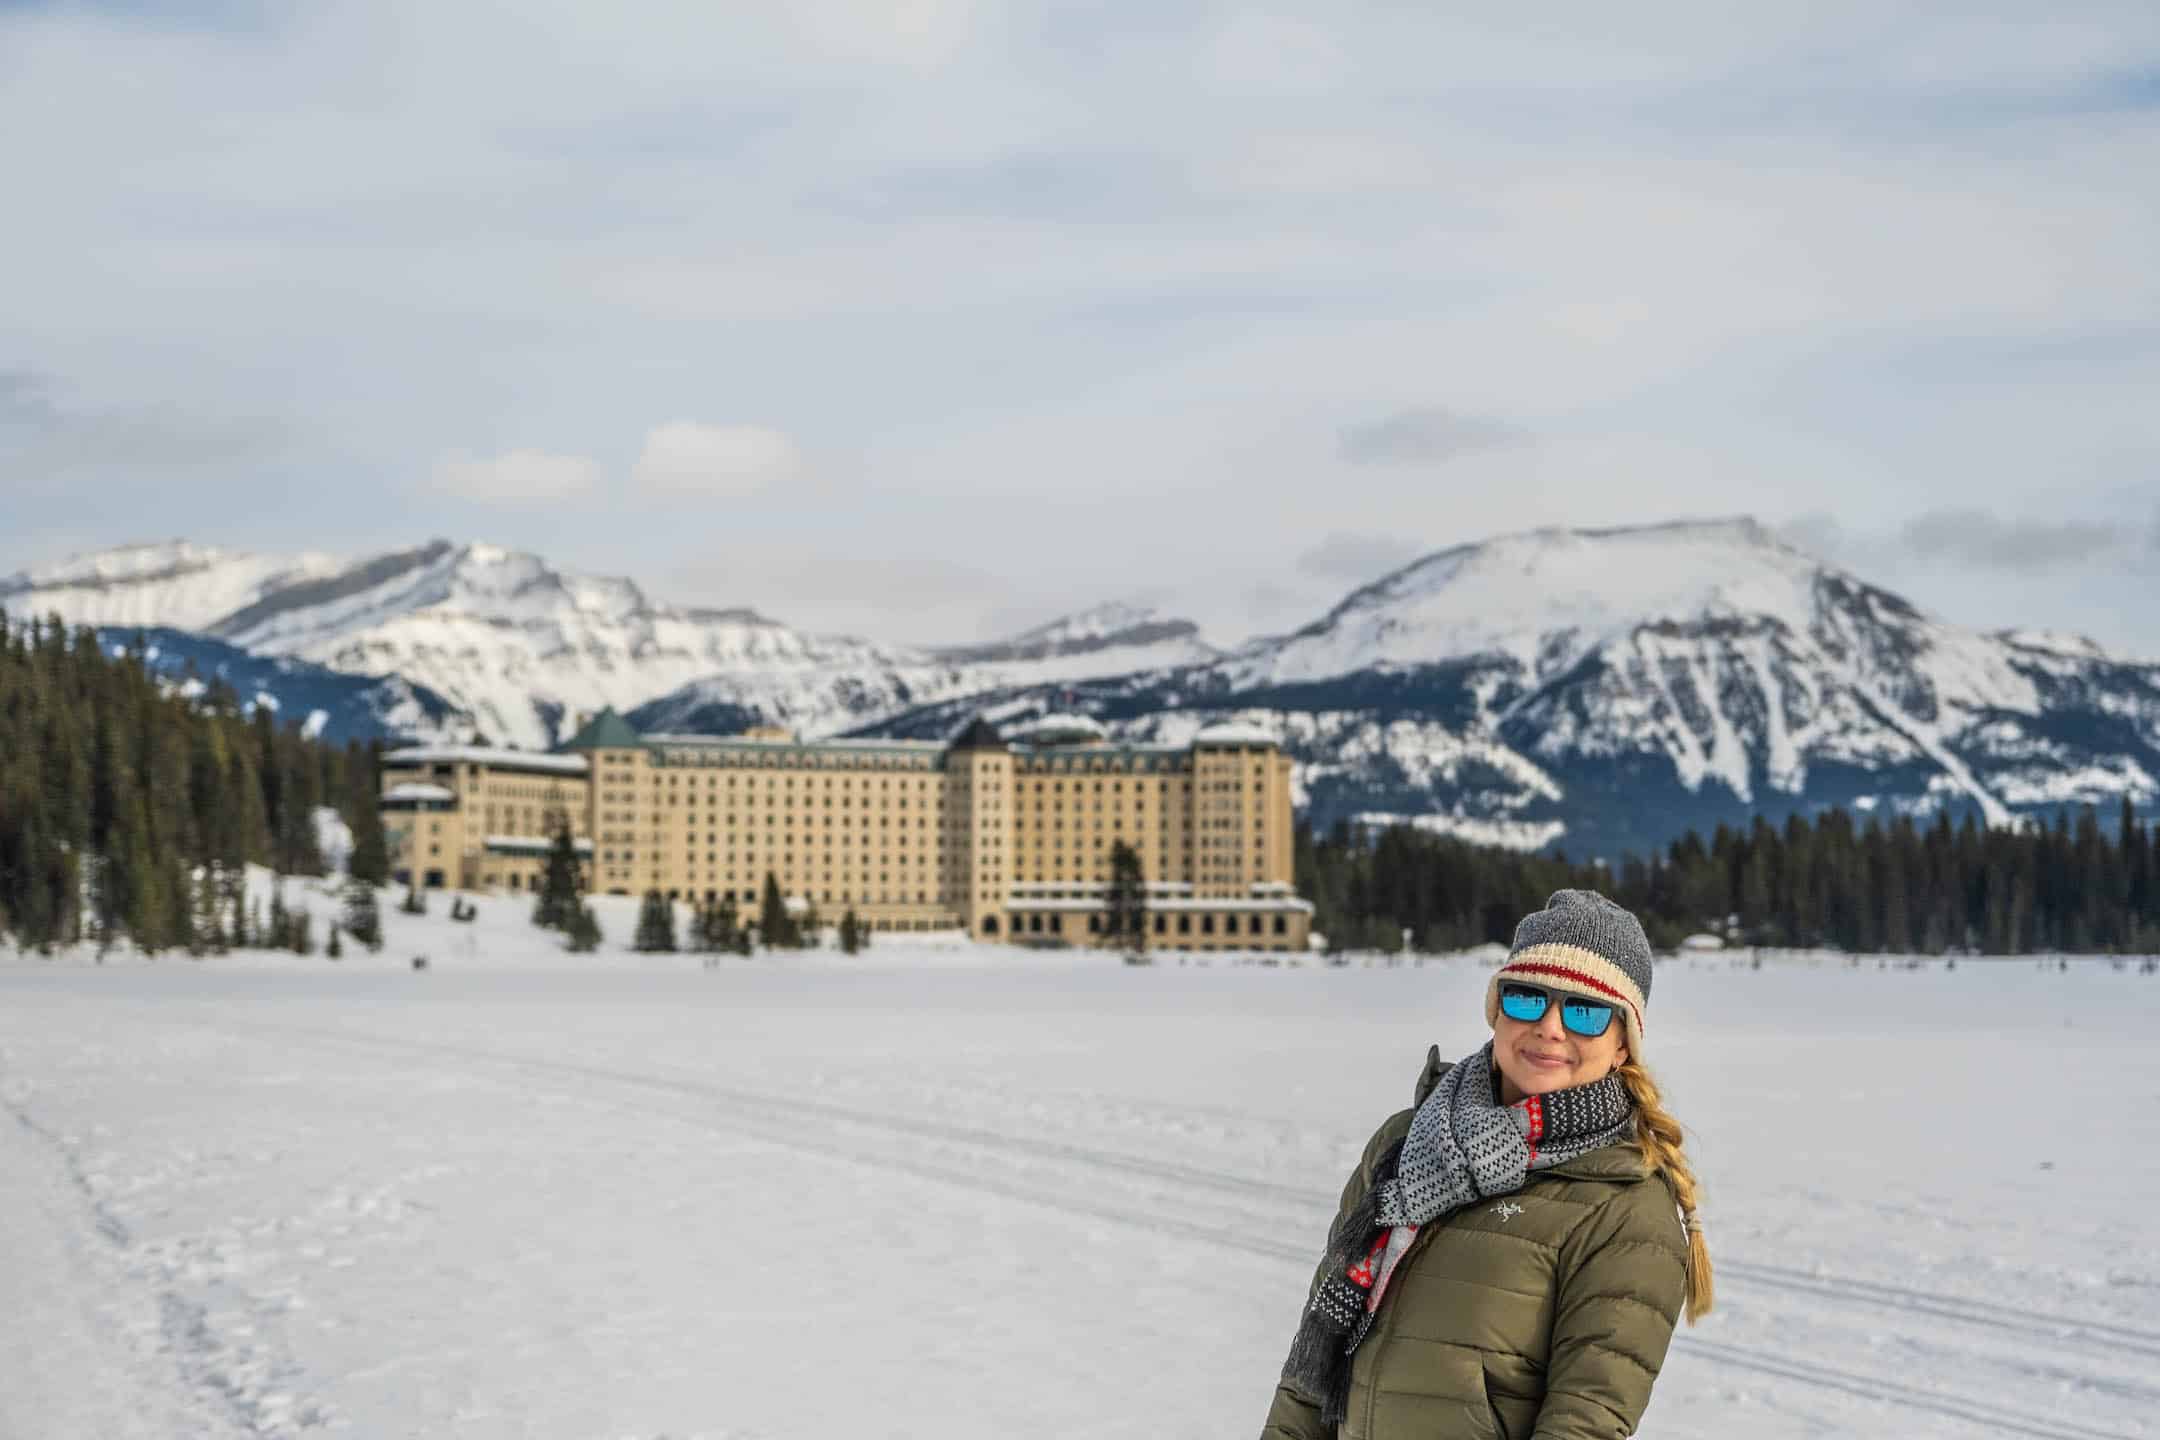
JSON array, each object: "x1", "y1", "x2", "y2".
[{"x1": 1617, "y1": 1059, "x2": 1714, "y2": 1323}]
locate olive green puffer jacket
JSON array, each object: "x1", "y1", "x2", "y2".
[{"x1": 1260, "y1": 1048, "x2": 1688, "y2": 1440}]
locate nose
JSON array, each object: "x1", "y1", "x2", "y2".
[{"x1": 1534, "y1": 1004, "x2": 1569, "y2": 1042}]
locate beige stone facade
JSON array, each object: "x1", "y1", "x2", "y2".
[
  {"x1": 380, "y1": 711, "x2": 1313, "y2": 951},
  {"x1": 379, "y1": 748, "x2": 592, "y2": 895}
]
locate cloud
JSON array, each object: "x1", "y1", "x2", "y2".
[
  {"x1": 1896, "y1": 507, "x2": 2123, "y2": 571},
  {"x1": 8, "y1": 5, "x2": 2160, "y2": 656},
  {"x1": 1296, "y1": 531, "x2": 1426, "y2": 583},
  {"x1": 433, "y1": 449, "x2": 601, "y2": 502},
  {"x1": 1781, "y1": 506, "x2": 2138, "y2": 575},
  {"x1": 633, "y1": 421, "x2": 803, "y2": 496},
  {"x1": 0, "y1": 370, "x2": 59, "y2": 424},
  {"x1": 1, "y1": 368, "x2": 286, "y2": 483},
  {"x1": 1337, "y1": 407, "x2": 1528, "y2": 467}
]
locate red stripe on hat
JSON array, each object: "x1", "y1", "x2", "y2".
[{"x1": 1500, "y1": 960, "x2": 1645, "y2": 1038}]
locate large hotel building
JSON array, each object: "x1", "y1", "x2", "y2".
[{"x1": 379, "y1": 711, "x2": 1313, "y2": 951}]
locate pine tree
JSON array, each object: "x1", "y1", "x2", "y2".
[
  {"x1": 566, "y1": 903, "x2": 602, "y2": 953},
  {"x1": 719, "y1": 897, "x2": 740, "y2": 949},
  {"x1": 401, "y1": 878, "x2": 427, "y2": 915},
  {"x1": 341, "y1": 876, "x2": 382, "y2": 952},
  {"x1": 532, "y1": 810, "x2": 583, "y2": 931},
  {"x1": 634, "y1": 889, "x2": 678, "y2": 952},
  {"x1": 757, "y1": 872, "x2": 797, "y2": 949},
  {"x1": 327, "y1": 925, "x2": 343, "y2": 960},
  {"x1": 1103, "y1": 840, "x2": 1147, "y2": 955},
  {"x1": 346, "y1": 743, "x2": 389, "y2": 884},
  {"x1": 839, "y1": 908, "x2": 862, "y2": 954}
]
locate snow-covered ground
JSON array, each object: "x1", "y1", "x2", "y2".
[{"x1": 3, "y1": 885, "x2": 2156, "y2": 1439}]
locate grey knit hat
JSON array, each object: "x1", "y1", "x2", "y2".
[{"x1": 1483, "y1": 888, "x2": 1654, "y2": 1057}]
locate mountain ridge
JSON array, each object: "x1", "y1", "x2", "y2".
[
  {"x1": 10, "y1": 520, "x2": 2157, "y2": 858},
  {"x1": 1, "y1": 539, "x2": 1219, "y2": 750}
]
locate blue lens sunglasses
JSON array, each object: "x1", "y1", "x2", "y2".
[{"x1": 1498, "y1": 981, "x2": 1618, "y2": 1038}]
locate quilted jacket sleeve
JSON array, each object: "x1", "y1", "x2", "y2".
[
  {"x1": 1532, "y1": 1178, "x2": 1689, "y2": 1439},
  {"x1": 1257, "y1": 1113, "x2": 1406, "y2": 1440}
]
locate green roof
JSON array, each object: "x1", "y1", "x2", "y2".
[{"x1": 558, "y1": 708, "x2": 646, "y2": 752}]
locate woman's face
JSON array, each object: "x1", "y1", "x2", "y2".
[{"x1": 1492, "y1": 990, "x2": 1629, "y2": 1104}]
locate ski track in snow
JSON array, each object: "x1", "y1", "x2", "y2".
[
  {"x1": 137, "y1": 1013, "x2": 2160, "y2": 1440},
  {"x1": 1, "y1": 1066, "x2": 282, "y2": 1440},
  {"x1": 4, "y1": 949, "x2": 2155, "y2": 1440}
]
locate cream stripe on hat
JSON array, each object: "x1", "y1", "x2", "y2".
[{"x1": 1485, "y1": 941, "x2": 1647, "y2": 1057}]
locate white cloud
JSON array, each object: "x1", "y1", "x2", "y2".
[
  {"x1": 433, "y1": 450, "x2": 601, "y2": 502},
  {"x1": 633, "y1": 421, "x2": 804, "y2": 496},
  {"x1": 6, "y1": 2, "x2": 2160, "y2": 650},
  {"x1": 1338, "y1": 407, "x2": 1528, "y2": 466}
]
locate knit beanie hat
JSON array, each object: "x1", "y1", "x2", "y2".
[{"x1": 1484, "y1": 888, "x2": 1654, "y2": 1059}]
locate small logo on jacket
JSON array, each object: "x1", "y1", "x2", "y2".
[{"x1": 1492, "y1": 1201, "x2": 1525, "y2": 1223}]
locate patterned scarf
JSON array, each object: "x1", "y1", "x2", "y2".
[{"x1": 1280, "y1": 1043, "x2": 1634, "y2": 1427}]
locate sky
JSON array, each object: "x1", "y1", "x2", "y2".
[{"x1": 3, "y1": 2, "x2": 2158, "y2": 652}]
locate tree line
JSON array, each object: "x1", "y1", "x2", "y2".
[
  {"x1": 18, "y1": 610, "x2": 2157, "y2": 961},
  {"x1": 0, "y1": 615, "x2": 388, "y2": 955},
  {"x1": 525, "y1": 820, "x2": 878, "y2": 956},
  {"x1": 1300, "y1": 801, "x2": 2160, "y2": 956}
]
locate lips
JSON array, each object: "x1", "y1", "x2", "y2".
[{"x1": 1521, "y1": 1051, "x2": 1572, "y2": 1068}]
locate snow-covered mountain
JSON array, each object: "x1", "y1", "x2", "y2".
[
  {"x1": 621, "y1": 599, "x2": 1215, "y2": 740},
  {"x1": 0, "y1": 541, "x2": 346, "y2": 633},
  {"x1": 929, "y1": 601, "x2": 1214, "y2": 666},
  {"x1": 856, "y1": 519, "x2": 2160, "y2": 858},
  {"x1": 1, "y1": 541, "x2": 1216, "y2": 749},
  {"x1": 17, "y1": 522, "x2": 2159, "y2": 858},
  {"x1": 98, "y1": 628, "x2": 461, "y2": 744}
]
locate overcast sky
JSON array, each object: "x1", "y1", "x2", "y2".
[{"x1": 3, "y1": 2, "x2": 2158, "y2": 652}]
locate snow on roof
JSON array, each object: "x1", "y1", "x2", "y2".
[
  {"x1": 1012, "y1": 713, "x2": 1107, "y2": 744},
  {"x1": 381, "y1": 783, "x2": 455, "y2": 804},
  {"x1": 484, "y1": 834, "x2": 594, "y2": 854},
  {"x1": 644, "y1": 733, "x2": 942, "y2": 751},
  {"x1": 383, "y1": 746, "x2": 588, "y2": 775},
  {"x1": 1191, "y1": 722, "x2": 1279, "y2": 747}
]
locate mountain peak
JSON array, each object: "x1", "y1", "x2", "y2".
[
  {"x1": 1259, "y1": 515, "x2": 1843, "y2": 686},
  {"x1": 16, "y1": 539, "x2": 253, "y2": 588},
  {"x1": 932, "y1": 600, "x2": 1212, "y2": 665}
]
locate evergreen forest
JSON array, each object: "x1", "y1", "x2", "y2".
[
  {"x1": 1299, "y1": 803, "x2": 2160, "y2": 956},
  {"x1": 11, "y1": 611, "x2": 2160, "y2": 960},
  {"x1": 0, "y1": 615, "x2": 387, "y2": 954}
]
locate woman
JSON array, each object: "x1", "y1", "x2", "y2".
[{"x1": 1261, "y1": 889, "x2": 1712, "y2": 1440}]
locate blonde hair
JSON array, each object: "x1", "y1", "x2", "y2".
[{"x1": 1616, "y1": 1059, "x2": 1714, "y2": 1323}]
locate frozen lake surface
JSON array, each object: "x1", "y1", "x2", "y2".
[{"x1": 4, "y1": 888, "x2": 2157, "y2": 1438}]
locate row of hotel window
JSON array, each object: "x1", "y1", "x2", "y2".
[
  {"x1": 1011, "y1": 911, "x2": 1293, "y2": 937},
  {"x1": 604, "y1": 772, "x2": 1262, "y2": 793}
]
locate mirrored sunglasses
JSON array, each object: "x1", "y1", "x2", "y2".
[{"x1": 1498, "y1": 981, "x2": 1618, "y2": 1038}]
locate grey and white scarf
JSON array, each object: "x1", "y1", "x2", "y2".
[{"x1": 1280, "y1": 1042, "x2": 1634, "y2": 1427}]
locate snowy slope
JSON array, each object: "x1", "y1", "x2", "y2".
[
  {"x1": 930, "y1": 600, "x2": 1216, "y2": 665},
  {"x1": 0, "y1": 541, "x2": 343, "y2": 633},
  {"x1": 3, "y1": 922, "x2": 2155, "y2": 1440},
  {"x1": 864, "y1": 520, "x2": 2160, "y2": 857},
  {"x1": 99, "y1": 627, "x2": 462, "y2": 743},
  {"x1": 18, "y1": 524, "x2": 2160, "y2": 856},
  {"x1": 3, "y1": 543, "x2": 1216, "y2": 751}
]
